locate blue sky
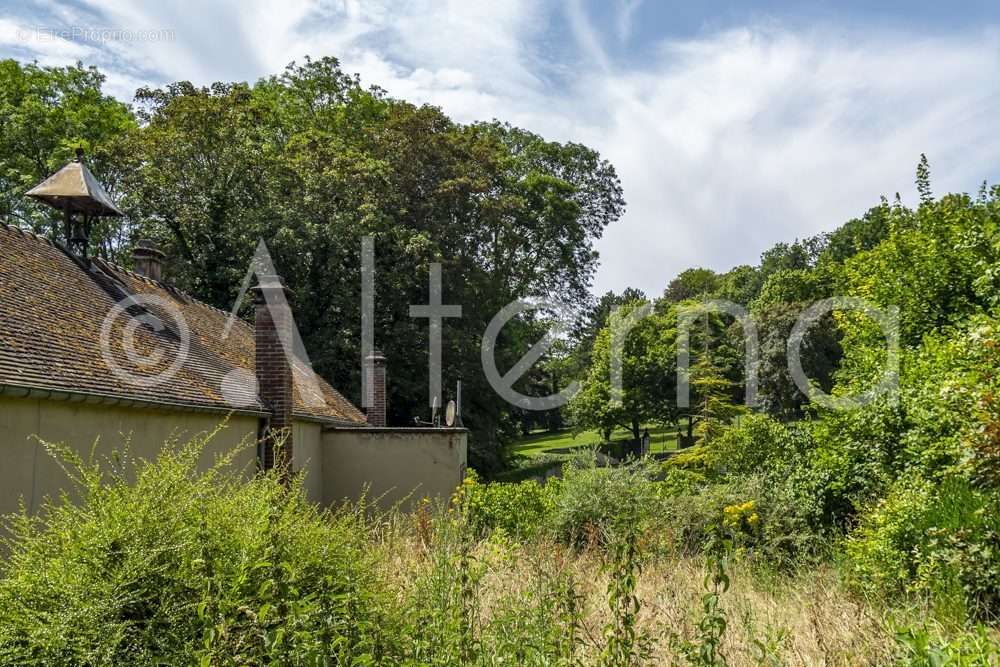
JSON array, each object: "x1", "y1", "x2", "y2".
[{"x1": 3, "y1": 1, "x2": 1000, "y2": 297}]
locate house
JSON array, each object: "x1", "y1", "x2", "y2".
[{"x1": 0, "y1": 154, "x2": 466, "y2": 516}]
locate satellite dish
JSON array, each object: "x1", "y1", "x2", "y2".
[{"x1": 445, "y1": 400, "x2": 457, "y2": 427}]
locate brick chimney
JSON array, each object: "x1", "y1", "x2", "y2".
[
  {"x1": 252, "y1": 273, "x2": 295, "y2": 477},
  {"x1": 365, "y1": 350, "x2": 387, "y2": 427},
  {"x1": 131, "y1": 240, "x2": 165, "y2": 281}
]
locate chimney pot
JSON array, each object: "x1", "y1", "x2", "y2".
[{"x1": 131, "y1": 240, "x2": 166, "y2": 281}]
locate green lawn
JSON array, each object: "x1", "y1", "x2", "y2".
[
  {"x1": 512, "y1": 424, "x2": 681, "y2": 457},
  {"x1": 494, "y1": 422, "x2": 688, "y2": 482}
]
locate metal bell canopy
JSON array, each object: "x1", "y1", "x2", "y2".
[{"x1": 26, "y1": 148, "x2": 123, "y2": 257}]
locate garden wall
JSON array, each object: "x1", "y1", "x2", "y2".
[{"x1": 321, "y1": 427, "x2": 467, "y2": 510}]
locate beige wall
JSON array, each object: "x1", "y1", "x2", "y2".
[
  {"x1": 0, "y1": 395, "x2": 468, "y2": 518},
  {"x1": 0, "y1": 395, "x2": 259, "y2": 516},
  {"x1": 292, "y1": 420, "x2": 324, "y2": 505},
  {"x1": 321, "y1": 427, "x2": 467, "y2": 510}
]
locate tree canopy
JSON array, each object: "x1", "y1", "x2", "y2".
[{"x1": 0, "y1": 57, "x2": 625, "y2": 470}]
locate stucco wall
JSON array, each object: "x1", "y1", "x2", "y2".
[
  {"x1": 292, "y1": 420, "x2": 324, "y2": 505},
  {"x1": 0, "y1": 395, "x2": 259, "y2": 516},
  {"x1": 0, "y1": 395, "x2": 467, "y2": 517},
  {"x1": 321, "y1": 427, "x2": 467, "y2": 510}
]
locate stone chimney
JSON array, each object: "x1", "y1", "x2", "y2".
[
  {"x1": 131, "y1": 240, "x2": 165, "y2": 281},
  {"x1": 252, "y1": 273, "x2": 295, "y2": 477},
  {"x1": 365, "y1": 350, "x2": 387, "y2": 427}
]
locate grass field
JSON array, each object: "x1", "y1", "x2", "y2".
[
  {"x1": 496, "y1": 422, "x2": 685, "y2": 482},
  {"x1": 512, "y1": 423, "x2": 682, "y2": 457}
]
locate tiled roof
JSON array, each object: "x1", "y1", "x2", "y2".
[{"x1": 0, "y1": 223, "x2": 366, "y2": 425}]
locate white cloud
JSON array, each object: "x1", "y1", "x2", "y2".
[
  {"x1": 616, "y1": 0, "x2": 644, "y2": 43},
  {"x1": 3, "y1": 3, "x2": 1000, "y2": 299},
  {"x1": 583, "y1": 27, "x2": 1000, "y2": 296}
]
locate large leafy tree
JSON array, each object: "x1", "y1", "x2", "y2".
[
  {"x1": 570, "y1": 301, "x2": 677, "y2": 443},
  {"x1": 118, "y1": 57, "x2": 625, "y2": 469}
]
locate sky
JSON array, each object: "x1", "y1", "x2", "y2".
[{"x1": 3, "y1": 0, "x2": 1000, "y2": 297}]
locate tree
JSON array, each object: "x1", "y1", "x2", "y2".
[
  {"x1": 662, "y1": 267, "x2": 719, "y2": 303},
  {"x1": 714, "y1": 264, "x2": 763, "y2": 307},
  {"x1": 754, "y1": 302, "x2": 841, "y2": 420},
  {"x1": 690, "y1": 345, "x2": 746, "y2": 446},
  {"x1": 570, "y1": 302, "x2": 676, "y2": 444},
  {"x1": 118, "y1": 57, "x2": 626, "y2": 470},
  {"x1": 916, "y1": 153, "x2": 932, "y2": 204},
  {"x1": 571, "y1": 287, "x2": 646, "y2": 372}
]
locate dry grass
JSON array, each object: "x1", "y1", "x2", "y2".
[{"x1": 369, "y1": 513, "x2": 899, "y2": 666}]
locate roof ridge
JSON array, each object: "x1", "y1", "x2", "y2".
[
  {"x1": 0, "y1": 225, "x2": 247, "y2": 328},
  {"x1": 0, "y1": 222, "x2": 56, "y2": 248},
  {"x1": 98, "y1": 257, "x2": 253, "y2": 329}
]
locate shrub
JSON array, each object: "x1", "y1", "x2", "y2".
[
  {"x1": 807, "y1": 399, "x2": 907, "y2": 527},
  {"x1": 0, "y1": 433, "x2": 387, "y2": 666},
  {"x1": 464, "y1": 471, "x2": 558, "y2": 539},
  {"x1": 707, "y1": 414, "x2": 813, "y2": 476},
  {"x1": 844, "y1": 474, "x2": 1000, "y2": 620},
  {"x1": 663, "y1": 472, "x2": 827, "y2": 565},
  {"x1": 549, "y1": 454, "x2": 661, "y2": 546},
  {"x1": 895, "y1": 623, "x2": 1000, "y2": 666}
]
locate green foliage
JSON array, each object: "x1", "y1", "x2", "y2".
[
  {"x1": 549, "y1": 455, "x2": 661, "y2": 547},
  {"x1": 899, "y1": 314, "x2": 1000, "y2": 484},
  {"x1": 599, "y1": 527, "x2": 649, "y2": 667},
  {"x1": 706, "y1": 414, "x2": 812, "y2": 476},
  {"x1": 663, "y1": 473, "x2": 826, "y2": 565},
  {"x1": 689, "y1": 349, "x2": 745, "y2": 446},
  {"x1": 662, "y1": 268, "x2": 720, "y2": 304},
  {"x1": 673, "y1": 540, "x2": 730, "y2": 667},
  {"x1": 807, "y1": 400, "x2": 907, "y2": 526},
  {"x1": 570, "y1": 302, "x2": 677, "y2": 443},
  {"x1": 0, "y1": 434, "x2": 385, "y2": 666},
  {"x1": 398, "y1": 486, "x2": 583, "y2": 666},
  {"x1": 844, "y1": 475, "x2": 1000, "y2": 621},
  {"x1": 754, "y1": 302, "x2": 841, "y2": 419},
  {"x1": 463, "y1": 471, "x2": 558, "y2": 540},
  {"x1": 895, "y1": 624, "x2": 1000, "y2": 666},
  {"x1": 750, "y1": 268, "x2": 827, "y2": 311}
]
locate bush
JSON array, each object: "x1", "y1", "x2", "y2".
[
  {"x1": 0, "y1": 434, "x2": 387, "y2": 666},
  {"x1": 464, "y1": 471, "x2": 558, "y2": 539},
  {"x1": 663, "y1": 471, "x2": 828, "y2": 565},
  {"x1": 844, "y1": 474, "x2": 1000, "y2": 620},
  {"x1": 707, "y1": 414, "x2": 813, "y2": 476},
  {"x1": 549, "y1": 454, "x2": 661, "y2": 546},
  {"x1": 895, "y1": 623, "x2": 1000, "y2": 666},
  {"x1": 807, "y1": 399, "x2": 907, "y2": 528}
]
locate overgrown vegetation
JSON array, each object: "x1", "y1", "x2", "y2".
[{"x1": 4, "y1": 435, "x2": 999, "y2": 665}]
